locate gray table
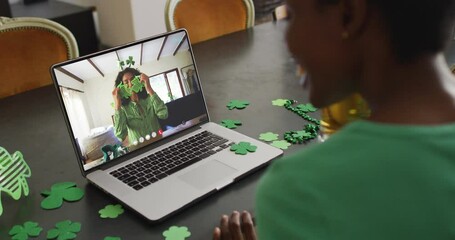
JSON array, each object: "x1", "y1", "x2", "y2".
[{"x1": 0, "y1": 21, "x2": 315, "y2": 239}]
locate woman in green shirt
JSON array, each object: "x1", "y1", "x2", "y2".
[
  {"x1": 213, "y1": 0, "x2": 455, "y2": 239},
  {"x1": 112, "y1": 68, "x2": 168, "y2": 146}
]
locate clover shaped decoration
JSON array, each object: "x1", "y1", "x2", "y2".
[
  {"x1": 296, "y1": 103, "x2": 317, "y2": 113},
  {"x1": 230, "y1": 142, "x2": 257, "y2": 155},
  {"x1": 117, "y1": 60, "x2": 126, "y2": 70},
  {"x1": 9, "y1": 221, "x2": 43, "y2": 240},
  {"x1": 163, "y1": 226, "x2": 191, "y2": 240},
  {"x1": 130, "y1": 75, "x2": 145, "y2": 93},
  {"x1": 0, "y1": 147, "x2": 31, "y2": 216},
  {"x1": 46, "y1": 220, "x2": 81, "y2": 240},
  {"x1": 270, "y1": 140, "x2": 292, "y2": 150},
  {"x1": 125, "y1": 56, "x2": 135, "y2": 68},
  {"x1": 271, "y1": 99, "x2": 289, "y2": 107},
  {"x1": 226, "y1": 100, "x2": 250, "y2": 110},
  {"x1": 220, "y1": 119, "x2": 242, "y2": 129},
  {"x1": 99, "y1": 204, "x2": 124, "y2": 219},
  {"x1": 117, "y1": 82, "x2": 133, "y2": 99},
  {"x1": 259, "y1": 132, "x2": 279, "y2": 142},
  {"x1": 40, "y1": 182, "x2": 84, "y2": 210},
  {"x1": 118, "y1": 56, "x2": 136, "y2": 70}
]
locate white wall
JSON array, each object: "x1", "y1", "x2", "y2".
[
  {"x1": 94, "y1": 0, "x2": 135, "y2": 47},
  {"x1": 130, "y1": 0, "x2": 167, "y2": 41},
  {"x1": 55, "y1": 0, "x2": 167, "y2": 47},
  {"x1": 92, "y1": 0, "x2": 167, "y2": 47}
]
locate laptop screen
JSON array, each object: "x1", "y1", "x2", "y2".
[{"x1": 52, "y1": 30, "x2": 208, "y2": 171}]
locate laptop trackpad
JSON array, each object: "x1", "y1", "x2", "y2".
[{"x1": 179, "y1": 160, "x2": 238, "y2": 190}]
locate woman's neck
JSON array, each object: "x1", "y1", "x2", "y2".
[{"x1": 360, "y1": 53, "x2": 455, "y2": 125}]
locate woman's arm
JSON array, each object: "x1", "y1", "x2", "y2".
[
  {"x1": 113, "y1": 109, "x2": 128, "y2": 142},
  {"x1": 140, "y1": 73, "x2": 168, "y2": 120}
]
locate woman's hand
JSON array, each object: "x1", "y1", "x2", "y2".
[
  {"x1": 140, "y1": 73, "x2": 154, "y2": 95},
  {"x1": 112, "y1": 87, "x2": 122, "y2": 110},
  {"x1": 213, "y1": 211, "x2": 257, "y2": 240}
]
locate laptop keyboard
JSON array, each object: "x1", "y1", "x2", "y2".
[{"x1": 109, "y1": 131, "x2": 234, "y2": 190}]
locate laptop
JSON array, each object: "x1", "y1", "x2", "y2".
[{"x1": 50, "y1": 29, "x2": 283, "y2": 222}]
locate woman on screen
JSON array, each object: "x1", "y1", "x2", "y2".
[{"x1": 112, "y1": 68, "x2": 168, "y2": 146}]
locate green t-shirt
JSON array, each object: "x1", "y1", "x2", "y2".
[
  {"x1": 256, "y1": 120, "x2": 455, "y2": 239},
  {"x1": 114, "y1": 93, "x2": 168, "y2": 144}
]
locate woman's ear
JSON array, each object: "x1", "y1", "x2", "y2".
[{"x1": 340, "y1": 0, "x2": 368, "y2": 39}]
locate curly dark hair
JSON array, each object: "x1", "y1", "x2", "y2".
[
  {"x1": 318, "y1": 0, "x2": 455, "y2": 62},
  {"x1": 114, "y1": 68, "x2": 148, "y2": 106}
]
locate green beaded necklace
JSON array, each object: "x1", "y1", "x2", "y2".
[{"x1": 282, "y1": 100, "x2": 320, "y2": 144}]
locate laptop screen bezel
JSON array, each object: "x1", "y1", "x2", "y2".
[{"x1": 50, "y1": 29, "x2": 210, "y2": 176}]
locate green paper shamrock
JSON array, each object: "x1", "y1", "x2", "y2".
[
  {"x1": 117, "y1": 82, "x2": 133, "y2": 99},
  {"x1": 272, "y1": 99, "x2": 289, "y2": 106},
  {"x1": 221, "y1": 119, "x2": 242, "y2": 129},
  {"x1": 0, "y1": 147, "x2": 31, "y2": 216},
  {"x1": 227, "y1": 100, "x2": 250, "y2": 110},
  {"x1": 130, "y1": 75, "x2": 145, "y2": 93},
  {"x1": 259, "y1": 132, "x2": 279, "y2": 142},
  {"x1": 230, "y1": 142, "x2": 257, "y2": 155},
  {"x1": 46, "y1": 220, "x2": 81, "y2": 240},
  {"x1": 99, "y1": 204, "x2": 124, "y2": 219},
  {"x1": 296, "y1": 103, "x2": 317, "y2": 112},
  {"x1": 9, "y1": 221, "x2": 42, "y2": 240},
  {"x1": 271, "y1": 140, "x2": 292, "y2": 150},
  {"x1": 163, "y1": 226, "x2": 191, "y2": 240},
  {"x1": 104, "y1": 237, "x2": 121, "y2": 240},
  {"x1": 41, "y1": 182, "x2": 84, "y2": 210}
]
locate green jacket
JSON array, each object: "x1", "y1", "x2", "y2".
[
  {"x1": 257, "y1": 120, "x2": 455, "y2": 239},
  {"x1": 114, "y1": 93, "x2": 168, "y2": 144}
]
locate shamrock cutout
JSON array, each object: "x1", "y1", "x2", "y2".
[
  {"x1": 104, "y1": 237, "x2": 121, "y2": 240},
  {"x1": 163, "y1": 226, "x2": 191, "y2": 240},
  {"x1": 271, "y1": 140, "x2": 292, "y2": 150},
  {"x1": 117, "y1": 82, "x2": 133, "y2": 99},
  {"x1": 296, "y1": 103, "x2": 317, "y2": 113},
  {"x1": 41, "y1": 182, "x2": 84, "y2": 210},
  {"x1": 227, "y1": 100, "x2": 250, "y2": 110},
  {"x1": 117, "y1": 60, "x2": 125, "y2": 70},
  {"x1": 46, "y1": 220, "x2": 81, "y2": 240},
  {"x1": 230, "y1": 142, "x2": 257, "y2": 155},
  {"x1": 99, "y1": 204, "x2": 124, "y2": 218},
  {"x1": 9, "y1": 221, "x2": 42, "y2": 240},
  {"x1": 272, "y1": 99, "x2": 289, "y2": 107},
  {"x1": 221, "y1": 119, "x2": 242, "y2": 129},
  {"x1": 259, "y1": 132, "x2": 279, "y2": 142},
  {"x1": 125, "y1": 56, "x2": 135, "y2": 68},
  {"x1": 130, "y1": 75, "x2": 145, "y2": 93},
  {"x1": 0, "y1": 147, "x2": 31, "y2": 216}
]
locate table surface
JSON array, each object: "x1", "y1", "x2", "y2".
[{"x1": 0, "y1": 21, "x2": 317, "y2": 239}]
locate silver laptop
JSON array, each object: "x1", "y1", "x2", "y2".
[{"x1": 50, "y1": 29, "x2": 283, "y2": 222}]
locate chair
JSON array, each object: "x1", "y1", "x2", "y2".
[
  {"x1": 0, "y1": 17, "x2": 78, "y2": 99},
  {"x1": 165, "y1": 0, "x2": 255, "y2": 44}
]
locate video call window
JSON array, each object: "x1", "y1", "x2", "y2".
[{"x1": 53, "y1": 31, "x2": 207, "y2": 171}]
